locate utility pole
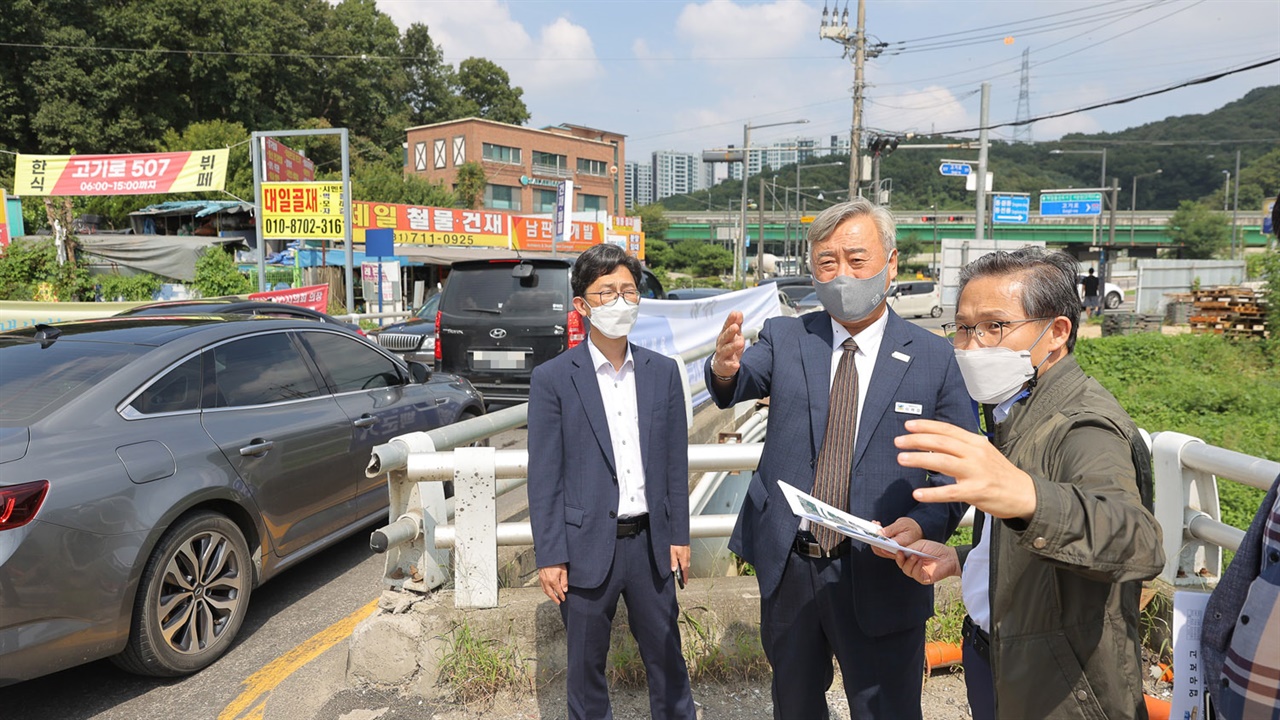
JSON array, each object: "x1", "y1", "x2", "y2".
[
  {"x1": 756, "y1": 178, "x2": 766, "y2": 284},
  {"x1": 1103, "y1": 177, "x2": 1119, "y2": 293},
  {"x1": 1231, "y1": 149, "x2": 1241, "y2": 259},
  {"x1": 975, "y1": 82, "x2": 990, "y2": 241},
  {"x1": 820, "y1": 0, "x2": 883, "y2": 199}
]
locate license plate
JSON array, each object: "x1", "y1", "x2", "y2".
[{"x1": 470, "y1": 350, "x2": 529, "y2": 370}]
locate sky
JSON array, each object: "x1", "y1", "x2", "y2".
[{"x1": 375, "y1": 0, "x2": 1280, "y2": 161}]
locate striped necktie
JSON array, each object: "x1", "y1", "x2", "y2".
[{"x1": 812, "y1": 337, "x2": 858, "y2": 551}]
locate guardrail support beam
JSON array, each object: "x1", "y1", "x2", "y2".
[
  {"x1": 1152, "y1": 431, "x2": 1222, "y2": 586},
  {"x1": 452, "y1": 446, "x2": 499, "y2": 608}
]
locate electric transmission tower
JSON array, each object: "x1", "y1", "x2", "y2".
[{"x1": 1014, "y1": 48, "x2": 1033, "y2": 144}]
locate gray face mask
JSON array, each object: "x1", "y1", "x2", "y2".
[{"x1": 813, "y1": 262, "x2": 891, "y2": 324}]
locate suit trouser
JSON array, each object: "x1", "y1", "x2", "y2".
[
  {"x1": 560, "y1": 526, "x2": 696, "y2": 720},
  {"x1": 962, "y1": 629, "x2": 996, "y2": 720},
  {"x1": 760, "y1": 550, "x2": 926, "y2": 720}
]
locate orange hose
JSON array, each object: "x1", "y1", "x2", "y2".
[
  {"x1": 1144, "y1": 694, "x2": 1171, "y2": 720},
  {"x1": 925, "y1": 641, "x2": 963, "y2": 670}
]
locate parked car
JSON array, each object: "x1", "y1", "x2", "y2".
[
  {"x1": 1076, "y1": 275, "x2": 1124, "y2": 309},
  {"x1": 435, "y1": 258, "x2": 665, "y2": 404},
  {"x1": 778, "y1": 284, "x2": 815, "y2": 305},
  {"x1": 887, "y1": 280, "x2": 943, "y2": 319},
  {"x1": 796, "y1": 290, "x2": 824, "y2": 315},
  {"x1": 0, "y1": 316, "x2": 485, "y2": 685},
  {"x1": 370, "y1": 292, "x2": 441, "y2": 365},
  {"x1": 119, "y1": 298, "x2": 364, "y2": 335}
]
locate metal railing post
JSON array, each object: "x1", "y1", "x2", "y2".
[
  {"x1": 452, "y1": 446, "x2": 500, "y2": 608},
  {"x1": 1151, "y1": 431, "x2": 1222, "y2": 586}
]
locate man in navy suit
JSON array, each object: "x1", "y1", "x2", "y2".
[
  {"x1": 706, "y1": 198, "x2": 975, "y2": 719},
  {"x1": 528, "y1": 243, "x2": 696, "y2": 720}
]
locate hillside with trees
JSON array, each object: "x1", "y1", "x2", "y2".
[{"x1": 662, "y1": 85, "x2": 1280, "y2": 215}]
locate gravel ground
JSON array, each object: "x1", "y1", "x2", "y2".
[{"x1": 323, "y1": 667, "x2": 973, "y2": 720}]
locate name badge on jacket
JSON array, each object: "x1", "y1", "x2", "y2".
[{"x1": 895, "y1": 401, "x2": 923, "y2": 415}]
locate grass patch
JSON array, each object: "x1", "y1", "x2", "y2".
[
  {"x1": 925, "y1": 588, "x2": 966, "y2": 646},
  {"x1": 681, "y1": 609, "x2": 771, "y2": 683},
  {"x1": 436, "y1": 621, "x2": 534, "y2": 707}
]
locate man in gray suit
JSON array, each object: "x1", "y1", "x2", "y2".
[
  {"x1": 529, "y1": 243, "x2": 696, "y2": 720},
  {"x1": 705, "y1": 198, "x2": 975, "y2": 719}
]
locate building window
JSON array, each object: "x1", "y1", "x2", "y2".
[
  {"x1": 484, "y1": 184, "x2": 521, "y2": 211},
  {"x1": 532, "y1": 151, "x2": 570, "y2": 177},
  {"x1": 577, "y1": 158, "x2": 608, "y2": 176},
  {"x1": 482, "y1": 143, "x2": 522, "y2": 165},
  {"x1": 534, "y1": 189, "x2": 557, "y2": 213},
  {"x1": 576, "y1": 194, "x2": 606, "y2": 213}
]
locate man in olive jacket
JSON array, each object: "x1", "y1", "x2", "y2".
[{"x1": 883, "y1": 247, "x2": 1165, "y2": 719}]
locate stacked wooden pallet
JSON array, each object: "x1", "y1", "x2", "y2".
[{"x1": 1188, "y1": 286, "x2": 1269, "y2": 339}]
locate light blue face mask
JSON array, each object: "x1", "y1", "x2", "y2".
[{"x1": 813, "y1": 262, "x2": 891, "y2": 324}]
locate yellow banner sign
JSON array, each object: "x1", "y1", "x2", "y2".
[{"x1": 260, "y1": 182, "x2": 345, "y2": 239}]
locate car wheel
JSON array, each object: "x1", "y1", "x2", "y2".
[
  {"x1": 113, "y1": 512, "x2": 252, "y2": 677},
  {"x1": 930, "y1": 306, "x2": 942, "y2": 318},
  {"x1": 1105, "y1": 291, "x2": 1122, "y2": 309}
]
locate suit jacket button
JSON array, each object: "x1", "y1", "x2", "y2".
[
  {"x1": 1032, "y1": 537, "x2": 1047, "y2": 550},
  {"x1": 609, "y1": 511, "x2": 617, "y2": 519}
]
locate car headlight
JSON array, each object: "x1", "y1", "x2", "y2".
[{"x1": 424, "y1": 337, "x2": 436, "y2": 352}]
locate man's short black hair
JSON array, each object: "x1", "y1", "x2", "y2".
[{"x1": 571, "y1": 244, "x2": 642, "y2": 298}]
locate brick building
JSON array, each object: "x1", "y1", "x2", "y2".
[{"x1": 404, "y1": 118, "x2": 626, "y2": 219}]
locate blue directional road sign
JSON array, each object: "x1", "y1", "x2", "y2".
[
  {"x1": 1039, "y1": 192, "x2": 1103, "y2": 217},
  {"x1": 992, "y1": 194, "x2": 1030, "y2": 223},
  {"x1": 939, "y1": 162, "x2": 973, "y2": 177}
]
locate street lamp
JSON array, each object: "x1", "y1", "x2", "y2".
[
  {"x1": 1221, "y1": 170, "x2": 1231, "y2": 213},
  {"x1": 1050, "y1": 147, "x2": 1110, "y2": 285},
  {"x1": 740, "y1": 118, "x2": 808, "y2": 286},
  {"x1": 1129, "y1": 169, "x2": 1162, "y2": 245},
  {"x1": 1049, "y1": 148, "x2": 1107, "y2": 189}
]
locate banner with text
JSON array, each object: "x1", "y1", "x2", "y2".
[
  {"x1": 512, "y1": 216, "x2": 603, "y2": 253},
  {"x1": 13, "y1": 149, "x2": 229, "y2": 196},
  {"x1": 0, "y1": 189, "x2": 9, "y2": 248},
  {"x1": 263, "y1": 138, "x2": 315, "y2": 182},
  {"x1": 260, "y1": 182, "x2": 345, "y2": 239},
  {"x1": 248, "y1": 283, "x2": 330, "y2": 311},
  {"x1": 352, "y1": 202, "x2": 509, "y2": 248}
]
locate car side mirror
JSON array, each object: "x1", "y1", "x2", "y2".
[{"x1": 407, "y1": 361, "x2": 431, "y2": 384}]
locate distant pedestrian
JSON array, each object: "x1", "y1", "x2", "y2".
[{"x1": 1081, "y1": 267, "x2": 1101, "y2": 318}]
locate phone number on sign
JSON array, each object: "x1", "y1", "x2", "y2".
[
  {"x1": 79, "y1": 180, "x2": 159, "y2": 192},
  {"x1": 397, "y1": 231, "x2": 478, "y2": 245},
  {"x1": 263, "y1": 217, "x2": 344, "y2": 236}
]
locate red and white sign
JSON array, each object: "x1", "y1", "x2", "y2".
[
  {"x1": 262, "y1": 138, "x2": 315, "y2": 182},
  {"x1": 13, "y1": 150, "x2": 229, "y2": 196},
  {"x1": 351, "y1": 202, "x2": 509, "y2": 248},
  {"x1": 248, "y1": 283, "x2": 330, "y2": 312},
  {"x1": 512, "y1": 217, "x2": 603, "y2": 253}
]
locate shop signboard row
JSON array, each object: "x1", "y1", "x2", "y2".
[{"x1": 259, "y1": 182, "x2": 645, "y2": 258}]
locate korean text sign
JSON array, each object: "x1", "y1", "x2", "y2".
[{"x1": 14, "y1": 150, "x2": 229, "y2": 196}]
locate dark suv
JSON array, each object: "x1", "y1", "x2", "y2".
[{"x1": 436, "y1": 257, "x2": 664, "y2": 404}]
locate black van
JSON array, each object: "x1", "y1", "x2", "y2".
[{"x1": 435, "y1": 257, "x2": 664, "y2": 404}]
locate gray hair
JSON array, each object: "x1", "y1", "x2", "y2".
[
  {"x1": 806, "y1": 197, "x2": 897, "y2": 258},
  {"x1": 958, "y1": 246, "x2": 1083, "y2": 352}
]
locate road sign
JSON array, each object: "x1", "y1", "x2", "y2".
[
  {"x1": 992, "y1": 194, "x2": 1030, "y2": 223},
  {"x1": 1039, "y1": 192, "x2": 1103, "y2": 217},
  {"x1": 939, "y1": 162, "x2": 972, "y2": 177}
]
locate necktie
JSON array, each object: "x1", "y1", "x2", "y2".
[{"x1": 812, "y1": 338, "x2": 858, "y2": 551}]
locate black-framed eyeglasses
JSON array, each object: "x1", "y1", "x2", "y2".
[
  {"x1": 586, "y1": 289, "x2": 640, "y2": 305},
  {"x1": 941, "y1": 317, "x2": 1054, "y2": 347}
]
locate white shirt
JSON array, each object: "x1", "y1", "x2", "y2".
[
  {"x1": 586, "y1": 338, "x2": 648, "y2": 519},
  {"x1": 829, "y1": 311, "x2": 888, "y2": 444},
  {"x1": 961, "y1": 390, "x2": 1028, "y2": 634}
]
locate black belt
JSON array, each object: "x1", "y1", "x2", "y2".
[
  {"x1": 792, "y1": 533, "x2": 849, "y2": 559},
  {"x1": 962, "y1": 615, "x2": 991, "y2": 662},
  {"x1": 616, "y1": 514, "x2": 649, "y2": 538}
]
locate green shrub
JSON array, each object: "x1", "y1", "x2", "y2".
[
  {"x1": 95, "y1": 273, "x2": 164, "y2": 301},
  {"x1": 192, "y1": 246, "x2": 252, "y2": 297},
  {"x1": 0, "y1": 238, "x2": 93, "y2": 301}
]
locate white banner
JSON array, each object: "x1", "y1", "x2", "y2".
[
  {"x1": 631, "y1": 284, "x2": 783, "y2": 406},
  {"x1": 1172, "y1": 590, "x2": 1211, "y2": 720}
]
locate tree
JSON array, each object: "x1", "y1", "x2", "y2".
[
  {"x1": 452, "y1": 58, "x2": 530, "y2": 125},
  {"x1": 670, "y1": 240, "x2": 732, "y2": 277},
  {"x1": 192, "y1": 246, "x2": 252, "y2": 297},
  {"x1": 453, "y1": 161, "x2": 486, "y2": 209},
  {"x1": 352, "y1": 159, "x2": 453, "y2": 207},
  {"x1": 643, "y1": 239, "x2": 672, "y2": 270},
  {"x1": 0, "y1": 238, "x2": 92, "y2": 301},
  {"x1": 1168, "y1": 201, "x2": 1229, "y2": 259},
  {"x1": 635, "y1": 204, "x2": 670, "y2": 242}
]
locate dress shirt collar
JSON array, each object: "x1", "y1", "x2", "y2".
[
  {"x1": 830, "y1": 309, "x2": 888, "y2": 359},
  {"x1": 586, "y1": 336, "x2": 634, "y2": 374}
]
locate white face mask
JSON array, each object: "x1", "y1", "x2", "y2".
[
  {"x1": 953, "y1": 323, "x2": 1053, "y2": 405},
  {"x1": 584, "y1": 297, "x2": 639, "y2": 339}
]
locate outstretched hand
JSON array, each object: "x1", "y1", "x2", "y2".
[
  {"x1": 711, "y1": 311, "x2": 745, "y2": 380},
  {"x1": 896, "y1": 419, "x2": 1038, "y2": 520}
]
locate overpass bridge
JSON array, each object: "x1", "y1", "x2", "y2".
[{"x1": 662, "y1": 209, "x2": 1272, "y2": 257}]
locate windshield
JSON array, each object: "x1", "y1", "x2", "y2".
[
  {"x1": 440, "y1": 264, "x2": 570, "y2": 317},
  {"x1": 0, "y1": 338, "x2": 148, "y2": 424}
]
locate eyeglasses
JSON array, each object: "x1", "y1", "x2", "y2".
[
  {"x1": 586, "y1": 289, "x2": 640, "y2": 305},
  {"x1": 941, "y1": 317, "x2": 1054, "y2": 347}
]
